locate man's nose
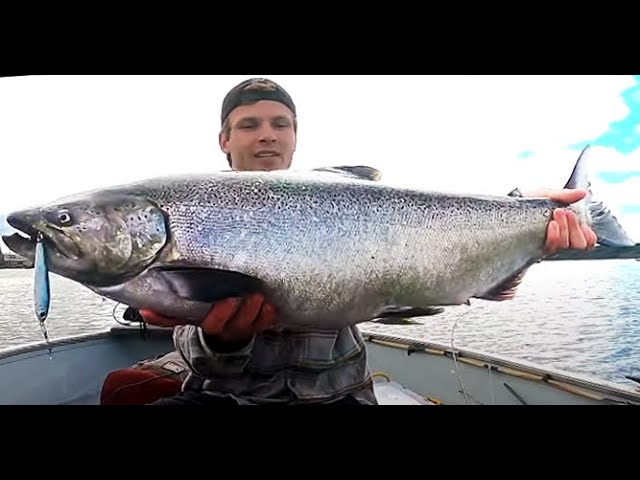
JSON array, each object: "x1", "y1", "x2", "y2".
[{"x1": 258, "y1": 125, "x2": 277, "y2": 142}]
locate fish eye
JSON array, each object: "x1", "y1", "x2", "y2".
[{"x1": 58, "y1": 211, "x2": 72, "y2": 225}]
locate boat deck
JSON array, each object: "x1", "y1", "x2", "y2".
[{"x1": 373, "y1": 379, "x2": 435, "y2": 405}]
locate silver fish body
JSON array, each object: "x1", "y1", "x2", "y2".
[
  {"x1": 3, "y1": 148, "x2": 636, "y2": 331},
  {"x1": 97, "y1": 173, "x2": 557, "y2": 327}
]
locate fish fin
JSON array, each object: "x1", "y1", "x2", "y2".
[
  {"x1": 376, "y1": 305, "x2": 445, "y2": 319},
  {"x1": 563, "y1": 145, "x2": 591, "y2": 191},
  {"x1": 155, "y1": 268, "x2": 265, "y2": 303},
  {"x1": 476, "y1": 267, "x2": 530, "y2": 302},
  {"x1": 626, "y1": 375, "x2": 640, "y2": 385},
  {"x1": 564, "y1": 145, "x2": 636, "y2": 247},
  {"x1": 313, "y1": 166, "x2": 382, "y2": 181},
  {"x1": 371, "y1": 317, "x2": 423, "y2": 325}
]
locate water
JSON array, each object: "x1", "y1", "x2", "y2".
[
  {"x1": 1, "y1": 261, "x2": 639, "y2": 388},
  {"x1": 0, "y1": 269, "x2": 125, "y2": 348},
  {"x1": 361, "y1": 259, "x2": 640, "y2": 389}
]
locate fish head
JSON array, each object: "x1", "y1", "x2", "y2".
[{"x1": 2, "y1": 193, "x2": 168, "y2": 286}]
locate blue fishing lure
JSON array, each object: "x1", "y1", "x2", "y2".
[{"x1": 34, "y1": 233, "x2": 51, "y2": 350}]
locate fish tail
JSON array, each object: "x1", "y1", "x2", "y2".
[{"x1": 563, "y1": 145, "x2": 636, "y2": 247}]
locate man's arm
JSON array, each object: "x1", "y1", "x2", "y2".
[{"x1": 139, "y1": 293, "x2": 277, "y2": 374}]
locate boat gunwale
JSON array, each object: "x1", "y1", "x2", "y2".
[
  {"x1": 0, "y1": 325, "x2": 173, "y2": 361},
  {"x1": 360, "y1": 330, "x2": 640, "y2": 403}
]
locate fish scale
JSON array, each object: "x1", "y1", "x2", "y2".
[{"x1": 127, "y1": 172, "x2": 557, "y2": 325}]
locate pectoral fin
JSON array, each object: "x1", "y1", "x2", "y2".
[
  {"x1": 371, "y1": 318, "x2": 422, "y2": 325},
  {"x1": 313, "y1": 166, "x2": 382, "y2": 181},
  {"x1": 375, "y1": 305, "x2": 445, "y2": 320},
  {"x1": 476, "y1": 267, "x2": 530, "y2": 302},
  {"x1": 155, "y1": 267, "x2": 265, "y2": 303}
]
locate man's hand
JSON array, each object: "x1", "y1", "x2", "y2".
[
  {"x1": 139, "y1": 292, "x2": 277, "y2": 346},
  {"x1": 522, "y1": 188, "x2": 598, "y2": 256}
]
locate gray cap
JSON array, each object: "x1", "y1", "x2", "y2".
[{"x1": 220, "y1": 78, "x2": 296, "y2": 125}]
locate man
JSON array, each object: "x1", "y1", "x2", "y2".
[{"x1": 100, "y1": 77, "x2": 597, "y2": 406}]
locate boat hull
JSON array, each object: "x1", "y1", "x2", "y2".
[
  {"x1": 0, "y1": 328, "x2": 174, "y2": 405},
  {"x1": 0, "y1": 326, "x2": 638, "y2": 405}
]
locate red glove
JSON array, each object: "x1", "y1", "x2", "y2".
[{"x1": 139, "y1": 292, "x2": 277, "y2": 345}]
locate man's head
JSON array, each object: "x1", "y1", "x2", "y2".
[{"x1": 219, "y1": 78, "x2": 297, "y2": 172}]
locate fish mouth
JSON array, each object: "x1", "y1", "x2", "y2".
[
  {"x1": 2, "y1": 213, "x2": 80, "y2": 261},
  {"x1": 2, "y1": 214, "x2": 38, "y2": 260}
]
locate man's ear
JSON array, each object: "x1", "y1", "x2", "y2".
[{"x1": 219, "y1": 131, "x2": 230, "y2": 154}]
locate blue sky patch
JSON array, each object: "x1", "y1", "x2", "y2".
[
  {"x1": 621, "y1": 205, "x2": 640, "y2": 214},
  {"x1": 597, "y1": 171, "x2": 640, "y2": 184},
  {"x1": 517, "y1": 150, "x2": 534, "y2": 159},
  {"x1": 590, "y1": 75, "x2": 640, "y2": 155},
  {"x1": 534, "y1": 76, "x2": 640, "y2": 196},
  {"x1": 539, "y1": 76, "x2": 640, "y2": 159}
]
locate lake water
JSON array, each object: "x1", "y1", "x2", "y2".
[{"x1": 1, "y1": 260, "x2": 639, "y2": 388}]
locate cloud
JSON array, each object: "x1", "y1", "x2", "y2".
[
  {"x1": 611, "y1": 213, "x2": 640, "y2": 243},
  {"x1": 590, "y1": 78, "x2": 640, "y2": 154},
  {"x1": 0, "y1": 75, "x2": 636, "y2": 219},
  {"x1": 589, "y1": 176, "x2": 640, "y2": 239},
  {"x1": 288, "y1": 75, "x2": 637, "y2": 197},
  {"x1": 502, "y1": 144, "x2": 640, "y2": 191}
]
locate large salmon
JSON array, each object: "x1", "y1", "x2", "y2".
[{"x1": 2, "y1": 147, "x2": 635, "y2": 330}]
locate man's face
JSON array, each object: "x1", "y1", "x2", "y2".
[{"x1": 219, "y1": 100, "x2": 297, "y2": 172}]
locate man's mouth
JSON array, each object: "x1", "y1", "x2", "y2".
[{"x1": 255, "y1": 151, "x2": 280, "y2": 158}]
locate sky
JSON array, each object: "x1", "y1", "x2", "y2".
[{"x1": 0, "y1": 75, "x2": 639, "y2": 252}]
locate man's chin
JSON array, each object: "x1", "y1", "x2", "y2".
[
  {"x1": 255, "y1": 157, "x2": 283, "y2": 171},
  {"x1": 235, "y1": 156, "x2": 291, "y2": 172}
]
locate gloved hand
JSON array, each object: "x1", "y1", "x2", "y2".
[{"x1": 138, "y1": 292, "x2": 277, "y2": 346}]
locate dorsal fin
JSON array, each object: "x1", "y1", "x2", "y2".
[
  {"x1": 563, "y1": 145, "x2": 590, "y2": 190},
  {"x1": 312, "y1": 166, "x2": 382, "y2": 181}
]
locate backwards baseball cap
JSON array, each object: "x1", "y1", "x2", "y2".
[{"x1": 220, "y1": 77, "x2": 296, "y2": 125}]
